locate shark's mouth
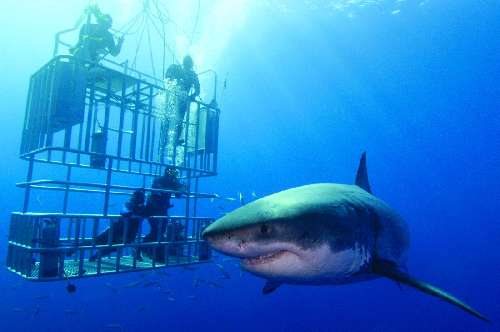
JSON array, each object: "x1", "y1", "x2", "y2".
[{"x1": 242, "y1": 250, "x2": 289, "y2": 266}]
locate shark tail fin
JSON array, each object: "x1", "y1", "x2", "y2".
[
  {"x1": 373, "y1": 260, "x2": 490, "y2": 323},
  {"x1": 355, "y1": 152, "x2": 372, "y2": 193}
]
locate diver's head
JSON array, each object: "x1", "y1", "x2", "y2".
[
  {"x1": 99, "y1": 14, "x2": 113, "y2": 30},
  {"x1": 183, "y1": 55, "x2": 194, "y2": 70},
  {"x1": 127, "y1": 189, "x2": 145, "y2": 213}
]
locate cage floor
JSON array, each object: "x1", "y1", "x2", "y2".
[{"x1": 26, "y1": 254, "x2": 207, "y2": 280}]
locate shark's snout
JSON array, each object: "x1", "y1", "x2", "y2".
[{"x1": 202, "y1": 228, "x2": 253, "y2": 258}]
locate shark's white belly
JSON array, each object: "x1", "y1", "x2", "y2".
[{"x1": 242, "y1": 242, "x2": 373, "y2": 285}]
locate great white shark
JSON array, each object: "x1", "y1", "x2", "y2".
[{"x1": 202, "y1": 153, "x2": 489, "y2": 322}]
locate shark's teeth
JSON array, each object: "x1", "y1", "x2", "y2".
[{"x1": 243, "y1": 250, "x2": 287, "y2": 265}]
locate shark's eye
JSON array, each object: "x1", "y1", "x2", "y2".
[{"x1": 260, "y1": 224, "x2": 269, "y2": 235}]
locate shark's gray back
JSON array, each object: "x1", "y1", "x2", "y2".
[{"x1": 252, "y1": 183, "x2": 410, "y2": 266}]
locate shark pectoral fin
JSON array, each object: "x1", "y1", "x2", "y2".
[
  {"x1": 262, "y1": 281, "x2": 281, "y2": 295},
  {"x1": 373, "y1": 260, "x2": 490, "y2": 323},
  {"x1": 354, "y1": 152, "x2": 372, "y2": 194}
]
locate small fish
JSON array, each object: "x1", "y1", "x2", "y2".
[
  {"x1": 167, "y1": 296, "x2": 176, "y2": 302},
  {"x1": 238, "y1": 192, "x2": 245, "y2": 206},
  {"x1": 104, "y1": 323, "x2": 124, "y2": 331},
  {"x1": 123, "y1": 280, "x2": 142, "y2": 288},
  {"x1": 34, "y1": 295, "x2": 50, "y2": 300},
  {"x1": 187, "y1": 295, "x2": 197, "y2": 300},
  {"x1": 66, "y1": 283, "x2": 77, "y2": 293},
  {"x1": 391, "y1": 9, "x2": 401, "y2": 15},
  {"x1": 142, "y1": 280, "x2": 160, "y2": 288},
  {"x1": 160, "y1": 288, "x2": 172, "y2": 295},
  {"x1": 64, "y1": 309, "x2": 80, "y2": 315},
  {"x1": 181, "y1": 265, "x2": 198, "y2": 272},
  {"x1": 208, "y1": 281, "x2": 223, "y2": 288},
  {"x1": 155, "y1": 270, "x2": 171, "y2": 277},
  {"x1": 105, "y1": 282, "x2": 119, "y2": 294},
  {"x1": 136, "y1": 306, "x2": 145, "y2": 312},
  {"x1": 251, "y1": 191, "x2": 258, "y2": 199},
  {"x1": 192, "y1": 277, "x2": 206, "y2": 287},
  {"x1": 210, "y1": 193, "x2": 220, "y2": 203},
  {"x1": 12, "y1": 307, "x2": 25, "y2": 313},
  {"x1": 214, "y1": 263, "x2": 231, "y2": 279},
  {"x1": 11, "y1": 282, "x2": 22, "y2": 290},
  {"x1": 32, "y1": 305, "x2": 40, "y2": 317}
]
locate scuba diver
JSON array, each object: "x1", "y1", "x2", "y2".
[
  {"x1": 165, "y1": 55, "x2": 200, "y2": 145},
  {"x1": 70, "y1": 5, "x2": 124, "y2": 63},
  {"x1": 141, "y1": 166, "x2": 186, "y2": 262},
  {"x1": 89, "y1": 167, "x2": 185, "y2": 262}
]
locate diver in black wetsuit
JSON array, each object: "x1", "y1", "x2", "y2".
[
  {"x1": 70, "y1": 5, "x2": 124, "y2": 63},
  {"x1": 165, "y1": 56, "x2": 200, "y2": 145},
  {"x1": 141, "y1": 167, "x2": 185, "y2": 262},
  {"x1": 89, "y1": 167, "x2": 184, "y2": 262},
  {"x1": 89, "y1": 190, "x2": 146, "y2": 261}
]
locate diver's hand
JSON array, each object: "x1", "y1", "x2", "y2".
[{"x1": 85, "y1": 4, "x2": 99, "y2": 15}]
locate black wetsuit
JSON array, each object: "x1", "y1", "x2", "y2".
[
  {"x1": 90, "y1": 190, "x2": 146, "y2": 260},
  {"x1": 71, "y1": 23, "x2": 122, "y2": 63},
  {"x1": 90, "y1": 174, "x2": 184, "y2": 261},
  {"x1": 141, "y1": 174, "x2": 185, "y2": 262}
]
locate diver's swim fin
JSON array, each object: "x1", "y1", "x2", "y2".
[{"x1": 373, "y1": 260, "x2": 489, "y2": 322}]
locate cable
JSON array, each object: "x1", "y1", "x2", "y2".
[
  {"x1": 145, "y1": 10, "x2": 178, "y2": 66},
  {"x1": 131, "y1": 15, "x2": 148, "y2": 70},
  {"x1": 189, "y1": 0, "x2": 201, "y2": 46},
  {"x1": 115, "y1": 11, "x2": 143, "y2": 36},
  {"x1": 145, "y1": 15, "x2": 157, "y2": 78}
]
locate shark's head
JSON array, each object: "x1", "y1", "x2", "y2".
[{"x1": 202, "y1": 184, "x2": 376, "y2": 283}]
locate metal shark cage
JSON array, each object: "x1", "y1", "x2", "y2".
[{"x1": 6, "y1": 53, "x2": 220, "y2": 281}]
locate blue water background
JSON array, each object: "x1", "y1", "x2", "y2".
[{"x1": 0, "y1": 1, "x2": 499, "y2": 331}]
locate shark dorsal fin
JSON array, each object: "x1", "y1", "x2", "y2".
[{"x1": 355, "y1": 152, "x2": 372, "y2": 193}]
